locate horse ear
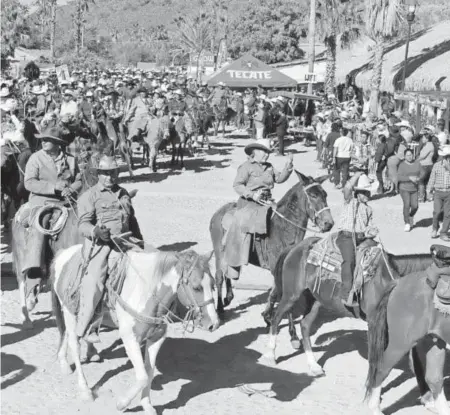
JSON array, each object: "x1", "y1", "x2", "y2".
[
  {"x1": 295, "y1": 170, "x2": 312, "y2": 186},
  {"x1": 129, "y1": 189, "x2": 138, "y2": 199},
  {"x1": 314, "y1": 175, "x2": 329, "y2": 184},
  {"x1": 201, "y1": 250, "x2": 214, "y2": 264}
]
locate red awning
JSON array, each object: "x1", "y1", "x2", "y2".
[{"x1": 207, "y1": 54, "x2": 297, "y2": 88}]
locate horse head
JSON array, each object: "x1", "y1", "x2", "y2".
[
  {"x1": 288, "y1": 170, "x2": 334, "y2": 232},
  {"x1": 176, "y1": 250, "x2": 219, "y2": 332}
]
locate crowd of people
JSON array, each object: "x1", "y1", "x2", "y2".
[{"x1": 312, "y1": 103, "x2": 450, "y2": 239}]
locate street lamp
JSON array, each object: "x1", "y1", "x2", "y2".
[{"x1": 400, "y1": 2, "x2": 417, "y2": 91}]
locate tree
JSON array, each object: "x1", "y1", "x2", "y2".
[
  {"x1": 316, "y1": 0, "x2": 363, "y2": 95},
  {"x1": 73, "y1": 0, "x2": 95, "y2": 54},
  {"x1": 1, "y1": 0, "x2": 30, "y2": 65},
  {"x1": 226, "y1": 0, "x2": 308, "y2": 64},
  {"x1": 49, "y1": 0, "x2": 57, "y2": 60},
  {"x1": 173, "y1": 10, "x2": 214, "y2": 78},
  {"x1": 365, "y1": 0, "x2": 404, "y2": 114},
  {"x1": 34, "y1": 0, "x2": 50, "y2": 44}
]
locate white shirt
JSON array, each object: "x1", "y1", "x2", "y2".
[
  {"x1": 60, "y1": 100, "x2": 78, "y2": 118},
  {"x1": 437, "y1": 130, "x2": 449, "y2": 146},
  {"x1": 334, "y1": 135, "x2": 354, "y2": 158}
]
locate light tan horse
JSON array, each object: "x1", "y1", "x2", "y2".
[{"x1": 51, "y1": 246, "x2": 219, "y2": 413}]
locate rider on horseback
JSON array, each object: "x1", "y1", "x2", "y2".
[
  {"x1": 224, "y1": 139, "x2": 293, "y2": 279},
  {"x1": 336, "y1": 171, "x2": 379, "y2": 307},
  {"x1": 123, "y1": 86, "x2": 151, "y2": 142},
  {"x1": 22, "y1": 126, "x2": 82, "y2": 277},
  {"x1": 77, "y1": 155, "x2": 143, "y2": 343}
]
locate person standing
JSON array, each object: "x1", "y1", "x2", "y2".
[
  {"x1": 417, "y1": 133, "x2": 435, "y2": 202},
  {"x1": 397, "y1": 148, "x2": 420, "y2": 232},
  {"x1": 275, "y1": 108, "x2": 289, "y2": 156},
  {"x1": 427, "y1": 147, "x2": 450, "y2": 240},
  {"x1": 333, "y1": 127, "x2": 353, "y2": 189}
]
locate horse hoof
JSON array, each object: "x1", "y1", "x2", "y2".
[
  {"x1": 80, "y1": 388, "x2": 94, "y2": 402},
  {"x1": 290, "y1": 338, "x2": 302, "y2": 350},
  {"x1": 26, "y1": 296, "x2": 38, "y2": 312},
  {"x1": 309, "y1": 365, "x2": 325, "y2": 377},
  {"x1": 22, "y1": 319, "x2": 33, "y2": 330},
  {"x1": 60, "y1": 362, "x2": 73, "y2": 375},
  {"x1": 223, "y1": 295, "x2": 234, "y2": 308},
  {"x1": 86, "y1": 353, "x2": 101, "y2": 363},
  {"x1": 259, "y1": 353, "x2": 276, "y2": 366}
]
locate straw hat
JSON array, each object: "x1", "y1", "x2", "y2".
[
  {"x1": 354, "y1": 174, "x2": 372, "y2": 194},
  {"x1": 244, "y1": 138, "x2": 272, "y2": 155},
  {"x1": 97, "y1": 155, "x2": 119, "y2": 171},
  {"x1": 63, "y1": 89, "x2": 74, "y2": 96}
]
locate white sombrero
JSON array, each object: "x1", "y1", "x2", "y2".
[
  {"x1": 244, "y1": 138, "x2": 272, "y2": 155},
  {"x1": 354, "y1": 174, "x2": 372, "y2": 194}
]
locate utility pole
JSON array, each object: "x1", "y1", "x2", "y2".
[{"x1": 307, "y1": 0, "x2": 316, "y2": 95}]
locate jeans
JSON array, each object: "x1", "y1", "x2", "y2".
[
  {"x1": 376, "y1": 159, "x2": 387, "y2": 191},
  {"x1": 432, "y1": 190, "x2": 450, "y2": 233},
  {"x1": 336, "y1": 232, "x2": 357, "y2": 295},
  {"x1": 399, "y1": 188, "x2": 418, "y2": 224},
  {"x1": 334, "y1": 157, "x2": 350, "y2": 186},
  {"x1": 316, "y1": 139, "x2": 323, "y2": 161}
]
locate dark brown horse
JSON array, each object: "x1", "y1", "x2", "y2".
[
  {"x1": 365, "y1": 271, "x2": 450, "y2": 414},
  {"x1": 213, "y1": 97, "x2": 237, "y2": 137},
  {"x1": 11, "y1": 159, "x2": 97, "y2": 328},
  {"x1": 209, "y1": 172, "x2": 334, "y2": 317},
  {"x1": 263, "y1": 236, "x2": 433, "y2": 381}
]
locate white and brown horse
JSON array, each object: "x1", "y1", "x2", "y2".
[{"x1": 51, "y1": 247, "x2": 219, "y2": 413}]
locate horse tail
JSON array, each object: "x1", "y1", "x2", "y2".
[
  {"x1": 50, "y1": 260, "x2": 66, "y2": 354},
  {"x1": 365, "y1": 281, "x2": 397, "y2": 399}
]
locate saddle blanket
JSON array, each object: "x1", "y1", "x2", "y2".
[
  {"x1": 306, "y1": 235, "x2": 383, "y2": 290},
  {"x1": 56, "y1": 246, "x2": 129, "y2": 315}
]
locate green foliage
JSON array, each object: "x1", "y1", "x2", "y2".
[
  {"x1": 1, "y1": 0, "x2": 30, "y2": 61},
  {"x1": 227, "y1": 0, "x2": 309, "y2": 63}
]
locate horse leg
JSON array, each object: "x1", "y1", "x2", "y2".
[
  {"x1": 216, "y1": 268, "x2": 225, "y2": 318},
  {"x1": 299, "y1": 301, "x2": 324, "y2": 376},
  {"x1": 261, "y1": 285, "x2": 278, "y2": 327},
  {"x1": 116, "y1": 321, "x2": 148, "y2": 411},
  {"x1": 179, "y1": 141, "x2": 185, "y2": 170},
  {"x1": 64, "y1": 309, "x2": 93, "y2": 401},
  {"x1": 149, "y1": 145, "x2": 157, "y2": 173},
  {"x1": 288, "y1": 313, "x2": 301, "y2": 350},
  {"x1": 424, "y1": 340, "x2": 449, "y2": 415},
  {"x1": 223, "y1": 276, "x2": 234, "y2": 307},
  {"x1": 18, "y1": 272, "x2": 33, "y2": 329},
  {"x1": 140, "y1": 333, "x2": 167, "y2": 415},
  {"x1": 261, "y1": 293, "x2": 298, "y2": 365},
  {"x1": 85, "y1": 342, "x2": 101, "y2": 363},
  {"x1": 409, "y1": 345, "x2": 433, "y2": 409},
  {"x1": 58, "y1": 331, "x2": 72, "y2": 375},
  {"x1": 122, "y1": 141, "x2": 134, "y2": 178}
]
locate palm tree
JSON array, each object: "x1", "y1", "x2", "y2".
[
  {"x1": 365, "y1": 0, "x2": 404, "y2": 114},
  {"x1": 49, "y1": 0, "x2": 57, "y2": 60},
  {"x1": 34, "y1": 0, "x2": 49, "y2": 45},
  {"x1": 74, "y1": 0, "x2": 94, "y2": 54},
  {"x1": 173, "y1": 11, "x2": 214, "y2": 80},
  {"x1": 316, "y1": 0, "x2": 364, "y2": 95}
]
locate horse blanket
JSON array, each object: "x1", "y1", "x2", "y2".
[{"x1": 306, "y1": 234, "x2": 383, "y2": 294}]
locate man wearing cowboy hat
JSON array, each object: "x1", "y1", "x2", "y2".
[
  {"x1": 77, "y1": 155, "x2": 143, "y2": 343},
  {"x1": 21, "y1": 126, "x2": 82, "y2": 278},
  {"x1": 224, "y1": 139, "x2": 293, "y2": 279},
  {"x1": 427, "y1": 146, "x2": 450, "y2": 241},
  {"x1": 123, "y1": 86, "x2": 151, "y2": 142},
  {"x1": 336, "y1": 171, "x2": 378, "y2": 307},
  {"x1": 60, "y1": 89, "x2": 79, "y2": 120}
]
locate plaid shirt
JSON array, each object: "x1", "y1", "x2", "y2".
[
  {"x1": 351, "y1": 143, "x2": 370, "y2": 169},
  {"x1": 338, "y1": 198, "x2": 374, "y2": 233},
  {"x1": 427, "y1": 160, "x2": 450, "y2": 193}
]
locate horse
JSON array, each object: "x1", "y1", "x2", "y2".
[
  {"x1": 168, "y1": 112, "x2": 191, "y2": 169},
  {"x1": 209, "y1": 171, "x2": 335, "y2": 317},
  {"x1": 213, "y1": 97, "x2": 237, "y2": 137},
  {"x1": 51, "y1": 247, "x2": 219, "y2": 412},
  {"x1": 143, "y1": 115, "x2": 169, "y2": 173},
  {"x1": 11, "y1": 158, "x2": 98, "y2": 328},
  {"x1": 105, "y1": 116, "x2": 134, "y2": 177},
  {"x1": 262, "y1": 236, "x2": 433, "y2": 378},
  {"x1": 191, "y1": 106, "x2": 213, "y2": 151},
  {"x1": 365, "y1": 270, "x2": 450, "y2": 414}
]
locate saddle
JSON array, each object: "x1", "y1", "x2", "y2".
[{"x1": 306, "y1": 234, "x2": 382, "y2": 294}]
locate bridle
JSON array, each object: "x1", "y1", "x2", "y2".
[
  {"x1": 177, "y1": 255, "x2": 215, "y2": 330},
  {"x1": 303, "y1": 182, "x2": 331, "y2": 225}
]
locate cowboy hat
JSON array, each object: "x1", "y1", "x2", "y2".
[
  {"x1": 31, "y1": 85, "x2": 45, "y2": 95},
  {"x1": 136, "y1": 86, "x2": 148, "y2": 93},
  {"x1": 244, "y1": 138, "x2": 272, "y2": 155},
  {"x1": 439, "y1": 145, "x2": 450, "y2": 157},
  {"x1": 63, "y1": 89, "x2": 75, "y2": 96},
  {"x1": 354, "y1": 174, "x2": 372, "y2": 194},
  {"x1": 395, "y1": 120, "x2": 411, "y2": 128},
  {"x1": 85, "y1": 90, "x2": 94, "y2": 97},
  {"x1": 217, "y1": 81, "x2": 226, "y2": 87},
  {"x1": 35, "y1": 126, "x2": 67, "y2": 146},
  {"x1": 173, "y1": 89, "x2": 184, "y2": 95},
  {"x1": 424, "y1": 125, "x2": 436, "y2": 134},
  {"x1": 0, "y1": 87, "x2": 11, "y2": 98},
  {"x1": 97, "y1": 155, "x2": 119, "y2": 171}
]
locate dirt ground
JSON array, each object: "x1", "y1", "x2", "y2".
[{"x1": 1, "y1": 134, "x2": 446, "y2": 414}]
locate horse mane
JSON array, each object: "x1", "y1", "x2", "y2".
[{"x1": 386, "y1": 252, "x2": 432, "y2": 276}]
